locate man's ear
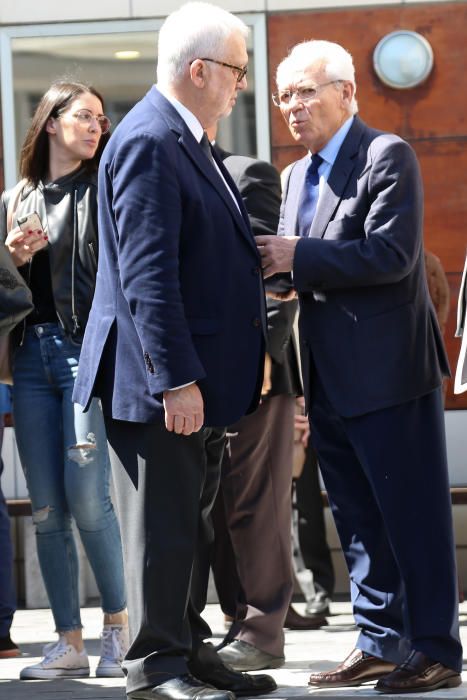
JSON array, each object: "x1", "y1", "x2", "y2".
[
  {"x1": 190, "y1": 58, "x2": 207, "y2": 88},
  {"x1": 45, "y1": 116, "x2": 58, "y2": 135},
  {"x1": 341, "y1": 81, "x2": 355, "y2": 108}
]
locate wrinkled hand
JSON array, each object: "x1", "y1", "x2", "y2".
[
  {"x1": 256, "y1": 235, "x2": 300, "y2": 278},
  {"x1": 5, "y1": 226, "x2": 48, "y2": 267},
  {"x1": 163, "y1": 383, "x2": 204, "y2": 435}
]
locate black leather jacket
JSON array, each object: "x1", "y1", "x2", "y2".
[{"x1": 0, "y1": 167, "x2": 98, "y2": 341}]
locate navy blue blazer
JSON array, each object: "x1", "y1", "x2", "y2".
[
  {"x1": 73, "y1": 86, "x2": 265, "y2": 426},
  {"x1": 280, "y1": 116, "x2": 449, "y2": 417}
]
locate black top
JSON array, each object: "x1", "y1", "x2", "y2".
[{"x1": 25, "y1": 249, "x2": 56, "y2": 325}]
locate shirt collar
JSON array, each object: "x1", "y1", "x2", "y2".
[
  {"x1": 316, "y1": 115, "x2": 354, "y2": 166},
  {"x1": 156, "y1": 85, "x2": 204, "y2": 143}
]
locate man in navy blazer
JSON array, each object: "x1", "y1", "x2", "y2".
[
  {"x1": 257, "y1": 40, "x2": 463, "y2": 694},
  {"x1": 73, "y1": 4, "x2": 270, "y2": 700}
]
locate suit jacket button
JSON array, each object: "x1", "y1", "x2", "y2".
[{"x1": 144, "y1": 351, "x2": 155, "y2": 374}]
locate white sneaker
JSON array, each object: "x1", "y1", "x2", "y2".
[
  {"x1": 20, "y1": 637, "x2": 90, "y2": 679},
  {"x1": 95, "y1": 624, "x2": 129, "y2": 678}
]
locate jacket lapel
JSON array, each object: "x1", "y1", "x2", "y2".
[
  {"x1": 211, "y1": 144, "x2": 254, "y2": 235},
  {"x1": 148, "y1": 88, "x2": 257, "y2": 255},
  {"x1": 309, "y1": 116, "x2": 365, "y2": 238},
  {"x1": 181, "y1": 132, "x2": 258, "y2": 254}
]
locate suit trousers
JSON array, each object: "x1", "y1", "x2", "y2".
[
  {"x1": 309, "y1": 372, "x2": 462, "y2": 672},
  {"x1": 209, "y1": 394, "x2": 295, "y2": 656},
  {"x1": 105, "y1": 417, "x2": 226, "y2": 694}
]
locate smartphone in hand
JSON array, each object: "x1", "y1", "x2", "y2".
[
  {"x1": 18, "y1": 211, "x2": 49, "y2": 248},
  {"x1": 17, "y1": 211, "x2": 44, "y2": 235}
]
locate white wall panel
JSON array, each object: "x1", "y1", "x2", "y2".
[
  {"x1": 0, "y1": 0, "x2": 459, "y2": 25},
  {"x1": 133, "y1": 0, "x2": 266, "y2": 15},
  {"x1": 0, "y1": 0, "x2": 130, "y2": 24}
]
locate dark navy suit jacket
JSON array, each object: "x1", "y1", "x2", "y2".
[
  {"x1": 73, "y1": 86, "x2": 265, "y2": 426},
  {"x1": 280, "y1": 116, "x2": 449, "y2": 417}
]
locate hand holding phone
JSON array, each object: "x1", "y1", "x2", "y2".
[
  {"x1": 6, "y1": 211, "x2": 48, "y2": 266},
  {"x1": 17, "y1": 212, "x2": 47, "y2": 239}
]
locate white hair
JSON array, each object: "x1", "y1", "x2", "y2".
[
  {"x1": 276, "y1": 40, "x2": 358, "y2": 114},
  {"x1": 157, "y1": 2, "x2": 249, "y2": 87}
]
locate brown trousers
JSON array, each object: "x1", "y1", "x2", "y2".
[{"x1": 210, "y1": 393, "x2": 295, "y2": 656}]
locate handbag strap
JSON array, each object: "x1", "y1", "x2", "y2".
[{"x1": 6, "y1": 179, "x2": 27, "y2": 233}]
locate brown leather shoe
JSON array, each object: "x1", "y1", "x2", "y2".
[
  {"x1": 308, "y1": 648, "x2": 396, "y2": 688},
  {"x1": 284, "y1": 605, "x2": 326, "y2": 630},
  {"x1": 375, "y1": 650, "x2": 462, "y2": 693}
]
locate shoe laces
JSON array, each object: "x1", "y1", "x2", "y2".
[
  {"x1": 100, "y1": 625, "x2": 127, "y2": 662},
  {"x1": 42, "y1": 638, "x2": 70, "y2": 664}
]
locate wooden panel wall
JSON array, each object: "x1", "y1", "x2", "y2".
[{"x1": 268, "y1": 2, "x2": 467, "y2": 408}]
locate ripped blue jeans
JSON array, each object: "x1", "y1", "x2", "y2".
[{"x1": 12, "y1": 323, "x2": 126, "y2": 631}]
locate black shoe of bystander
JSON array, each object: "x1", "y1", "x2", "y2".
[{"x1": 0, "y1": 634, "x2": 20, "y2": 658}]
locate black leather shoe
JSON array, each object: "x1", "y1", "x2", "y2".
[
  {"x1": 194, "y1": 665, "x2": 277, "y2": 696},
  {"x1": 0, "y1": 634, "x2": 20, "y2": 658},
  {"x1": 284, "y1": 605, "x2": 326, "y2": 630},
  {"x1": 189, "y1": 642, "x2": 276, "y2": 696},
  {"x1": 218, "y1": 640, "x2": 284, "y2": 671},
  {"x1": 375, "y1": 650, "x2": 462, "y2": 693},
  {"x1": 127, "y1": 674, "x2": 235, "y2": 700}
]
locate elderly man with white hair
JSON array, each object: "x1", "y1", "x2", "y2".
[
  {"x1": 256, "y1": 39, "x2": 463, "y2": 694},
  {"x1": 73, "y1": 3, "x2": 277, "y2": 700}
]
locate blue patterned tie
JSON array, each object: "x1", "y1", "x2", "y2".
[{"x1": 296, "y1": 154, "x2": 323, "y2": 237}]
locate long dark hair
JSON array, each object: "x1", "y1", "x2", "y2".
[{"x1": 19, "y1": 80, "x2": 110, "y2": 187}]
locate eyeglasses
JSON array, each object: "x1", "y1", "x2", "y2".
[
  {"x1": 197, "y1": 57, "x2": 248, "y2": 83},
  {"x1": 64, "y1": 109, "x2": 111, "y2": 134},
  {"x1": 272, "y1": 80, "x2": 342, "y2": 107}
]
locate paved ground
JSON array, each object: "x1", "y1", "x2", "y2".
[{"x1": 1, "y1": 601, "x2": 466, "y2": 699}]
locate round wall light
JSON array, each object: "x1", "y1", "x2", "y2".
[{"x1": 373, "y1": 30, "x2": 434, "y2": 89}]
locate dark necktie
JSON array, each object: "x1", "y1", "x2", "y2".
[
  {"x1": 199, "y1": 133, "x2": 242, "y2": 215},
  {"x1": 296, "y1": 153, "x2": 323, "y2": 237},
  {"x1": 200, "y1": 132, "x2": 216, "y2": 167}
]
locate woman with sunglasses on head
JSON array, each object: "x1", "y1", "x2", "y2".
[{"x1": 0, "y1": 80, "x2": 128, "y2": 680}]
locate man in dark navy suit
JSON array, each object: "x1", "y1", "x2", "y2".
[
  {"x1": 257, "y1": 39, "x2": 463, "y2": 694},
  {"x1": 73, "y1": 4, "x2": 273, "y2": 700}
]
